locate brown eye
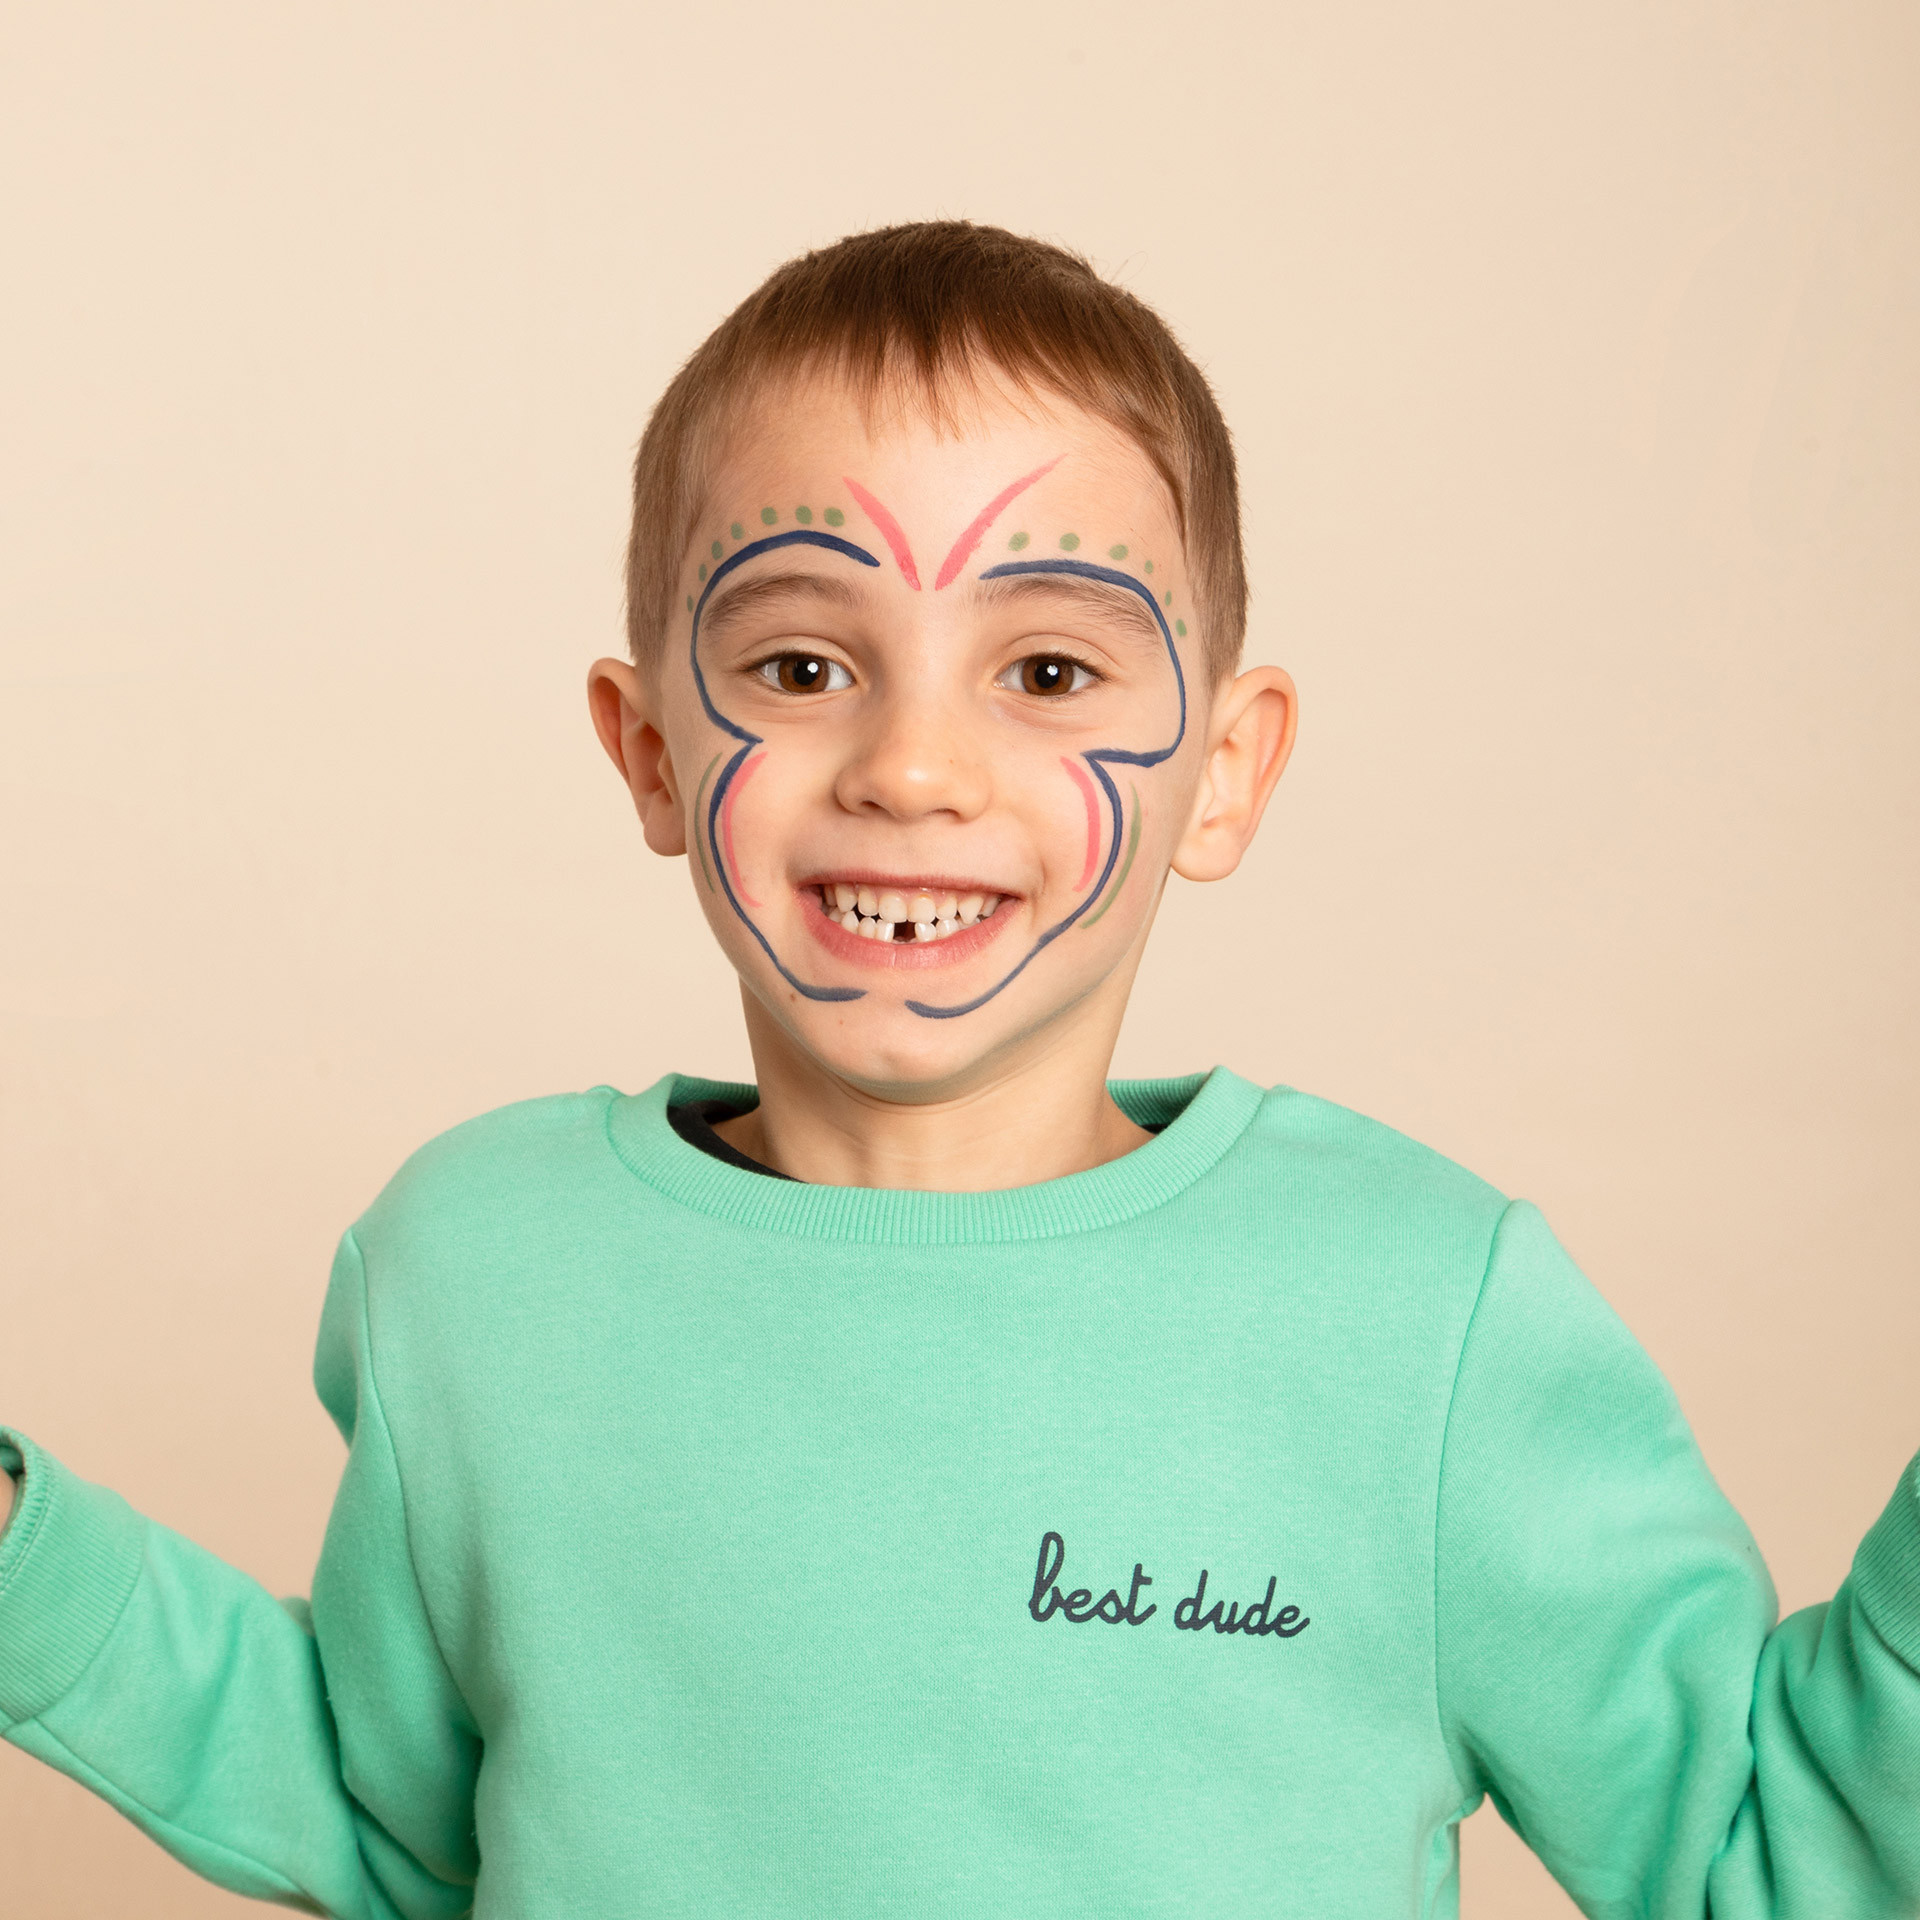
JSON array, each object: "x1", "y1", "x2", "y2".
[
  {"x1": 1001, "y1": 654, "x2": 1094, "y2": 697},
  {"x1": 756, "y1": 653, "x2": 851, "y2": 695}
]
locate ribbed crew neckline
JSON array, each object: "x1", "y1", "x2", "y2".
[{"x1": 604, "y1": 1067, "x2": 1265, "y2": 1245}]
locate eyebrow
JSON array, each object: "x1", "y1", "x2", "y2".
[
  {"x1": 969, "y1": 569, "x2": 1165, "y2": 647},
  {"x1": 698, "y1": 568, "x2": 871, "y2": 643}
]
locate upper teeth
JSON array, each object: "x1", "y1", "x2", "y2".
[{"x1": 823, "y1": 884, "x2": 1002, "y2": 942}]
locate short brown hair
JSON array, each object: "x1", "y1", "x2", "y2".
[{"x1": 624, "y1": 222, "x2": 1248, "y2": 679}]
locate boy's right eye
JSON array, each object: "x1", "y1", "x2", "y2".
[{"x1": 753, "y1": 653, "x2": 853, "y2": 695}]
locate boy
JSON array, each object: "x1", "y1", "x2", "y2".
[{"x1": 2, "y1": 221, "x2": 1917, "y2": 1916}]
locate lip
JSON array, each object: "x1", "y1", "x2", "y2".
[{"x1": 799, "y1": 885, "x2": 1019, "y2": 971}]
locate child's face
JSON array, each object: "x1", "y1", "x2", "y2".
[{"x1": 596, "y1": 375, "x2": 1287, "y2": 1099}]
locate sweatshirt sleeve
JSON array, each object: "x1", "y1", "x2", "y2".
[
  {"x1": 1436, "y1": 1200, "x2": 1920, "y2": 1918},
  {"x1": 0, "y1": 1230, "x2": 480, "y2": 1917}
]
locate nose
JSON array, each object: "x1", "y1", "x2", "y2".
[{"x1": 833, "y1": 681, "x2": 993, "y2": 823}]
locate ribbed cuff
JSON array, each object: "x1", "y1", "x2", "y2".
[
  {"x1": 0, "y1": 1429, "x2": 147, "y2": 1727},
  {"x1": 1853, "y1": 1449, "x2": 1920, "y2": 1672}
]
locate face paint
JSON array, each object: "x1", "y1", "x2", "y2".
[
  {"x1": 1079, "y1": 782, "x2": 1142, "y2": 929},
  {"x1": 688, "y1": 525, "x2": 882, "y2": 1004},
  {"x1": 1061, "y1": 755, "x2": 1103, "y2": 890},
  {"x1": 842, "y1": 478, "x2": 922, "y2": 590},
  {"x1": 901, "y1": 536, "x2": 1187, "y2": 1021},
  {"x1": 931, "y1": 456, "x2": 1061, "y2": 589},
  {"x1": 684, "y1": 467, "x2": 1191, "y2": 1028}
]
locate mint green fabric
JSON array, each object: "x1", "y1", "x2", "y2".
[{"x1": 3, "y1": 1068, "x2": 1917, "y2": 1916}]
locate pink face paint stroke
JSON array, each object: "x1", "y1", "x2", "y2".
[
  {"x1": 906, "y1": 559, "x2": 1186, "y2": 1021},
  {"x1": 932, "y1": 456, "x2": 1064, "y2": 590},
  {"x1": 1079, "y1": 784, "x2": 1141, "y2": 930},
  {"x1": 718, "y1": 750, "x2": 767, "y2": 908},
  {"x1": 1061, "y1": 754, "x2": 1102, "y2": 890},
  {"x1": 842, "y1": 477, "x2": 922, "y2": 590},
  {"x1": 691, "y1": 526, "x2": 876, "y2": 1004}
]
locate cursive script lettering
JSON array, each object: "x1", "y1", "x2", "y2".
[
  {"x1": 1173, "y1": 1569, "x2": 1309, "y2": 1638},
  {"x1": 1028, "y1": 1530, "x2": 1157, "y2": 1626}
]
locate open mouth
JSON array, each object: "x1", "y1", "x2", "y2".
[
  {"x1": 814, "y1": 881, "x2": 1006, "y2": 944},
  {"x1": 801, "y1": 878, "x2": 1017, "y2": 969}
]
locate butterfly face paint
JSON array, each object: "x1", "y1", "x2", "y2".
[
  {"x1": 688, "y1": 519, "x2": 883, "y2": 1004},
  {"x1": 675, "y1": 406, "x2": 1204, "y2": 1073},
  {"x1": 903, "y1": 547, "x2": 1185, "y2": 1019}
]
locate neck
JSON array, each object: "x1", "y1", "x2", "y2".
[{"x1": 716, "y1": 995, "x2": 1154, "y2": 1192}]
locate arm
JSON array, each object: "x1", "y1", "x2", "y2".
[
  {"x1": 1437, "y1": 1201, "x2": 1920, "y2": 1917},
  {"x1": 0, "y1": 1231, "x2": 480, "y2": 1917}
]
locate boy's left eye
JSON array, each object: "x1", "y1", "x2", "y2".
[
  {"x1": 997, "y1": 654, "x2": 1098, "y2": 697},
  {"x1": 754, "y1": 653, "x2": 852, "y2": 694}
]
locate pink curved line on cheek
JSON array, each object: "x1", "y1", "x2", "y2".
[
  {"x1": 1061, "y1": 756, "x2": 1102, "y2": 891},
  {"x1": 933, "y1": 456, "x2": 1064, "y2": 590},
  {"x1": 842, "y1": 477, "x2": 922, "y2": 590},
  {"x1": 719, "y1": 753, "x2": 767, "y2": 908}
]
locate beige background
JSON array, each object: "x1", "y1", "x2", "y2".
[{"x1": 3, "y1": 2, "x2": 1915, "y2": 1912}]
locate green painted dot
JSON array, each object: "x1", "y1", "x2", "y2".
[
  {"x1": 711, "y1": 539, "x2": 724, "y2": 560},
  {"x1": 760, "y1": 506, "x2": 778, "y2": 525},
  {"x1": 697, "y1": 563, "x2": 707, "y2": 582},
  {"x1": 824, "y1": 506, "x2": 844, "y2": 527},
  {"x1": 1109, "y1": 544, "x2": 1128, "y2": 561},
  {"x1": 1144, "y1": 560, "x2": 1155, "y2": 574},
  {"x1": 1059, "y1": 531, "x2": 1080, "y2": 551},
  {"x1": 1176, "y1": 619, "x2": 1187, "y2": 638},
  {"x1": 1163, "y1": 590, "x2": 1173, "y2": 607},
  {"x1": 795, "y1": 505, "x2": 813, "y2": 524},
  {"x1": 686, "y1": 594, "x2": 694, "y2": 612},
  {"x1": 1008, "y1": 530, "x2": 1030, "y2": 551},
  {"x1": 730, "y1": 522, "x2": 744, "y2": 541}
]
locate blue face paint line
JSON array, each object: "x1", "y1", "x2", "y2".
[
  {"x1": 905, "y1": 557, "x2": 1187, "y2": 1020},
  {"x1": 690, "y1": 528, "x2": 882, "y2": 1004}
]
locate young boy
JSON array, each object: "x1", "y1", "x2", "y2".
[{"x1": 2, "y1": 222, "x2": 1917, "y2": 1917}]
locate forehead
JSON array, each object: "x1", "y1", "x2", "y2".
[{"x1": 694, "y1": 373, "x2": 1182, "y2": 567}]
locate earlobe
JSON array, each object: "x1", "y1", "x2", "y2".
[
  {"x1": 586, "y1": 658, "x2": 688, "y2": 858},
  {"x1": 1170, "y1": 665, "x2": 1297, "y2": 884}
]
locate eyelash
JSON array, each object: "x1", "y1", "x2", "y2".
[
  {"x1": 996, "y1": 652, "x2": 1104, "y2": 697},
  {"x1": 750, "y1": 652, "x2": 854, "y2": 695}
]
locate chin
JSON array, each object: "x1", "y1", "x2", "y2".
[{"x1": 790, "y1": 1013, "x2": 1008, "y2": 1103}]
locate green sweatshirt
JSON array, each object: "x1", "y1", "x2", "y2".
[{"x1": 3, "y1": 1068, "x2": 1918, "y2": 1917}]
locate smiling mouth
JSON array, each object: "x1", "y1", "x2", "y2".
[
  {"x1": 800, "y1": 878, "x2": 1016, "y2": 970},
  {"x1": 813, "y1": 881, "x2": 1007, "y2": 944}
]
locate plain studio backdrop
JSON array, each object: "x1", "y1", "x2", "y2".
[{"x1": 2, "y1": 3, "x2": 1916, "y2": 1913}]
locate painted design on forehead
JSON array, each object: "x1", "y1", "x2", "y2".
[
  {"x1": 904, "y1": 553, "x2": 1187, "y2": 1021},
  {"x1": 689, "y1": 527, "x2": 884, "y2": 1003},
  {"x1": 693, "y1": 509, "x2": 851, "y2": 602},
  {"x1": 842, "y1": 478, "x2": 922, "y2": 590},
  {"x1": 931, "y1": 457, "x2": 1061, "y2": 589}
]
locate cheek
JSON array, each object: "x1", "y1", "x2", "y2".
[
  {"x1": 1067, "y1": 766, "x2": 1175, "y2": 942},
  {"x1": 702, "y1": 743, "x2": 824, "y2": 910},
  {"x1": 715, "y1": 751, "x2": 770, "y2": 907},
  {"x1": 1060, "y1": 756, "x2": 1104, "y2": 892}
]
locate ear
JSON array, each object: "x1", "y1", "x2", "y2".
[
  {"x1": 587, "y1": 658, "x2": 688, "y2": 858},
  {"x1": 1171, "y1": 665, "x2": 1297, "y2": 883}
]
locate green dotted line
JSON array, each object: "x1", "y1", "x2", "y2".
[
  {"x1": 692, "y1": 505, "x2": 849, "y2": 595},
  {"x1": 999, "y1": 533, "x2": 1181, "y2": 634}
]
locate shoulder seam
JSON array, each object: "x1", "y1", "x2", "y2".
[
  {"x1": 1430, "y1": 1196, "x2": 1522, "y2": 1806},
  {"x1": 344, "y1": 1227, "x2": 476, "y2": 1736}
]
